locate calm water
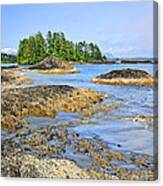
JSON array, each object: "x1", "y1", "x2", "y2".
[{"x1": 17, "y1": 64, "x2": 157, "y2": 156}]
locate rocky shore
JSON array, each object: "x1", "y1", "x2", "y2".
[
  {"x1": 1, "y1": 69, "x2": 33, "y2": 90},
  {"x1": 2, "y1": 85, "x2": 104, "y2": 122},
  {"x1": 92, "y1": 69, "x2": 157, "y2": 86},
  {"x1": 1, "y1": 67, "x2": 157, "y2": 180},
  {"x1": 1, "y1": 121, "x2": 156, "y2": 180}
]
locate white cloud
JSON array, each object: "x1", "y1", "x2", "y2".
[
  {"x1": 1, "y1": 48, "x2": 17, "y2": 55},
  {"x1": 107, "y1": 47, "x2": 113, "y2": 53}
]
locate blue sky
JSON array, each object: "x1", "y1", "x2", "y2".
[{"x1": 1, "y1": 1, "x2": 153, "y2": 57}]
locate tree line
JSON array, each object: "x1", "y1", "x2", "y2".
[
  {"x1": 17, "y1": 31, "x2": 106, "y2": 64},
  {"x1": 1, "y1": 53, "x2": 17, "y2": 63}
]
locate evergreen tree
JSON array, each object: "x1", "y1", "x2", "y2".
[
  {"x1": 46, "y1": 31, "x2": 53, "y2": 55},
  {"x1": 34, "y1": 32, "x2": 47, "y2": 62},
  {"x1": 17, "y1": 31, "x2": 104, "y2": 64},
  {"x1": 17, "y1": 39, "x2": 29, "y2": 64},
  {"x1": 1, "y1": 53, "x2": 17, "y2": 63}
]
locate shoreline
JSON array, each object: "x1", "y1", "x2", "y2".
[
  {"x1": 91, "y1": 68, "x2": 158, "y2": 86},
  {"x1": 28, "y1": 67, "x2": 79, "y2": 74},
  {"x1": 1, "y1": 69, "x2": 33, "y2": 90},
  {"x1": 1, "y1": 66, "x2": 157, "y2": 180},
  {"x1": 91, "y1": 77, "x2": 157, "y2": 86},
  {"x1": 2, "y1": 115, "x2": 156, "y2": 180},
  {"x1": 1, "y1": 60, "x2": 157, "y2": 68}
]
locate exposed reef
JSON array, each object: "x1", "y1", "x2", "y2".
[
  {"x1": 92, "y1": 68, "x2": 157, "y2": 86},
  {"x1": 1, "y1": 69, "x2": 33, "y2": 90},
  {"x1": 1, "y1": 65, "x2": 157, "y2": 180},
  {"x1": 2, "y1": 85, "x2": 104, "y2": 120},
  {"x1": 28, "y1": 57, "x2": 78, "y2": 74},
  {"x1": 1, "y1": 123, "x2": 156, "y2": 180}
]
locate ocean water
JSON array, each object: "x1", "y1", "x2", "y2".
[{"x1": 16, "y1": 64, "x2": 157, "y2": 156}]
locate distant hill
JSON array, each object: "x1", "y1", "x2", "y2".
[{"x1": 1, "y1": 52, "x2": 17, "y2": 63}]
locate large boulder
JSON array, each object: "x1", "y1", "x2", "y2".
[{"x1": 29, "y1": 57, "x2": 73, "y2": 70}]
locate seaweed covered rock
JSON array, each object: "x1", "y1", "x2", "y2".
[
  {"x1": 1, "y1": 69, "x2": 33, "y2": 90},
  {"x1": 29, "y1": 57, "x2": 73, "y2": 70},
  {"x1": 1, "y1": 115, "x2": 29, "y2": 130},
  {"x1": 1, "y1": 85, "x2": 104, "y2": 118},
  {"x1": 92, "y1": 68, "x2": 156, "y2": 86},
  {"x1": 96, "y1": 69, "x2": 152, "y2": 79}
]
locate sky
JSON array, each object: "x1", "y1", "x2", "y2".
[{"x1": 1, "y1": 1, "x2": 154, "y2": 58}]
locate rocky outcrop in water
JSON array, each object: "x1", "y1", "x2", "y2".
[
  {"x1": 1, "y1": 69, "x2": 104, "y2": 129},
  {"x1": 28, "y1": 57, "x2": 78, "y2": 74},
  {"x1": 29, "y1": 57, "x2": 73, "y2": 70},
  {"x1": 1, "y1": 84, "x2": 104, "y2": 127},
  {"x1": 92, "y1": 68, "x2": 156, "y2": 86},
  {"x1": 96, "y1": 69, "x2": 152, "y2": 79}
]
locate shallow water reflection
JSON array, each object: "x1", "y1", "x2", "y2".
[{"x1": 16, "y1": 64, "x2": 157, "y2": 156}]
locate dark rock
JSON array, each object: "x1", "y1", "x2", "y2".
[
  {"x1": 96, "y1": 68, "x2": 152, "y2": 79},
  {"x1": 117, "y1": 144, "x2": 122, "y2": 148},
  {"x1": 2, "y1": 85, "x2": 103, "y2": 118},
  {"x1": 1, "y1": 69, "x2": 32, "y2": 89},
  {"x1": 29, "y1": 57, "x2": 73, "y2": 70}
]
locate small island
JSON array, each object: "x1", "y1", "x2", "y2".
[
  {"x1": 92, "y1": 69, "x2": 157, "y2": 86},
  {"x1": 1, "y1": 31, "x2": 107, "y2": 74},
  {"x1": 17, "y1": 31, "x2": 106, "y2": 64}
]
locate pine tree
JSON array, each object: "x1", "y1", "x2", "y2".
[
  {"x1": 17, "y1": 31, "x2": 104, "y2": 64},
  {"x1": 46, "y1": 31, "x2": 53, "y2": 55},
  {"x1": 17, "y1": 39, "x2": 29, "y2": 64},
  {"x1": 35, "y1": 32, "x2": 47, "y2": 62}
]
